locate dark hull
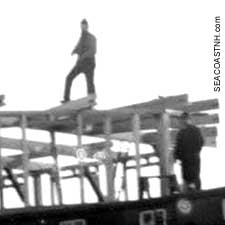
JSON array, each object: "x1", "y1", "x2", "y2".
[{"x1": 1, "y1": 187, "x2": 225, "y2": 225}]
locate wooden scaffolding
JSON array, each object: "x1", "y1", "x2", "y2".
[{"x1": 0, "y1": 94, "x2": 219, "y2": 210}]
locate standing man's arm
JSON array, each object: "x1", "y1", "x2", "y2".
[
  {"x1": 196, "y1": 128, "x2": 204, "y2": 150},
  {"x1": 71, "y1": 37, "x2": 82, "y2": 56}
]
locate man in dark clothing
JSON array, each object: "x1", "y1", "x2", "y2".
[
  {"x1": 174, "y1": 112, "x2": 204, "y2": 191},
  {"x1": 62, "y1": 19, "x2": 97, "y2": 103}
]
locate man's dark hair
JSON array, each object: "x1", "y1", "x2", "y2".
[
  {"x1": 81, "y1": 19, "x2": 88, "y2": 25},
  {"x1": 180, "y1": 112, "x2": 189, "y2": 120}
]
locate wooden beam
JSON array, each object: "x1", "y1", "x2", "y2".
[
  {"x1": 48, "y1": 95, "x2": 96, "y2": 117},
  {"x1": 85, "y1": 112, "x2": 218, "y2": 136},
  {"x1": 2, "y1": 126, "x2": 217, "y2": 172},
  {"x1": 0, "y1": 95, "x2": 96, "y2": 119},
  {"x1": 125, "y1": 162, "x2": 159, "y2": 170},
  {"x1": 132, "y1": 114, "x2": 141, "y2": 200},
  {"x1": 50, "y1": 130, "x2": 63, "y2": 205},
  {"x1": 122, "y1": 163, "x2": 128, "y2": 201},
  {"x1": 82, "y1": 98, "x2": 218, "y2": 136},
  {"x1": 0, "y1": 110, "x2": 48, "y2": 117},
  {"x1": 83, "y1": 167, "x2": 104, "y2": 202},
  {"x1": 116, "y1": 152, "x2": 157, "y2": 163},
  {"x1": 170, "y1": 99, "x2": 219, "y2": 112},
  {"x1": 4, "y1": 95, "x2": 217, "y2": 135},
  {"x1": 21, "y1": 114, "x2": 30, "y2": 206},
  {"x1": 50, "y1": 173, "x2": 55, "y2": 205},
  {"x1": 0, "y1": 117, "x2": 19, "y2": 127},
  {"x1": 2, "y1": 157, "x2": 54, "y2": 172},
  {"x1": 80, "y1": 95, "x2": 188, "y2": 134},
  {"x1": 115, "y1": 94, "x2": 188, "y2": 112},
  {"x1": 157, "y1": 113, "x2": 172, "y2": 196},
  {"x1": 104, "y1": 117, "x2": 115, "y2": 201},
  {"x1": 0, "y1": 96, "x2": 219, "y2": 135},
  {"x1": 60, "y1": 153, "x2": 157, "y2": 171},
  {"x1": 32, "y1": 173, "x2": 42, "y2": 206},
  {"x1": 0, "y1": 137, "x2": 111, "y2": 159},
  {"x1": 0, "y1": 123, "x2": 4, "y2": 210},
  {"x1": 142, "y1": 126, "x2": 218, "y2": 146},
  {"x1": 76, "y1": 114, "x2": 85, "y2": 203},
  {"x1": 4, "y1": 167, "x2": 25, "y2": 203}
]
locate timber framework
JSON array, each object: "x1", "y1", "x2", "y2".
[{"x1": 0, "y1": 94, "x2": 219, "y2": 209}]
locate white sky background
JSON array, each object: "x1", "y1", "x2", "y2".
[{"x1": 0, "y1": 0, "x2": 224, "y2": 207}]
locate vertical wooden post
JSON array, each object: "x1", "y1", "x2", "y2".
[
  {"x1": 32, "y1": 173, "x2": 42, "y2": 206},
  {"x1": 0, "y1": 123, "x2": 4, "y2": 210},
  {"x1": 21, "y1": 114, "x2": 30, "y2": 206},
  {"x1": 77, "y1": 114, "x2": 85, "y2": 203},
  {"x1": 132, "y1": 113, "x2": 141, "y2": 200},
  {"x1": 50, "y1": 130, "x2": 63, "y2": 205},
  {"x1": 158, "y1": 112, "x2": 171, "y2": 196},
  {"x1": 104, "y1": 117, "x2": 114, "y2": 201},
  {"x1": 123, "y1": 162, "x2": 128, "y2": 201},
  {"x1": 50, "y1": 173, "x2": 55, "y2": 206}
]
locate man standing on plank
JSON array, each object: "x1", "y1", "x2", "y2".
[{"x1": 62, "y1": 19, "x2": 97, "y2": 103}]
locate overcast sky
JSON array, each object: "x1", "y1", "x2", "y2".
[{"x1": 0, "y1": 0, "x2": 224, "y2": 207}]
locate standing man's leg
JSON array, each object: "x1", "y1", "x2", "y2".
[
  {"x1": 63, "y1": 66, "x2": 80, "y2": 102},
  {"x1": 194, "y1": 157, "x2": 201, "y2": 190},
  {"x1": 83, "y1": 58, "x2": 96, "y2": 96},
  {"x1": 85, "y1": 69, "x2": 95, "y2": 95}
]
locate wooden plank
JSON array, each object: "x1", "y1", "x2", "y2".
[
  {"x1": 170, "y1": 99, "x2": 219, "y2": 112},
  {"x1": 23, "y1": 95, "x2": 218, "y2": 135},
  {"x1": 170, "y1": 113, "x2": 219, "y2": 128},
  {"x1": 48, "y1": 95, "x2": 96, "y2": 117},
  {"x1": 116, "y1": 152, "x2": 157, "y2": 163},
  {"x1": 83, "y1": 98, "x2": 218, "y2": 136},
  {"x1": 0, "y1": 95, "x2": 96, "y2": 119},
  {"x1": 2, "y1": 156, "x2": 54, "y2": 172},
  {"x1": 60, "y1": 162, "x2": 101, "y2": 172},
  {"x1": 0, "y1": 110, "x2": 48, "y2": 117},
  {"x1": 142, "y1": 126, "x2": 218, "y2": 147},
  {"x1": 81, "y1": 94, "x2": 188, "y2": 127},
  {"x1": 0, "y1": 137, "x2": 111, "y2": 159},
  {"x1": 60, "y1": 153, "x2": 157, "y2": 172},
  {"x1": 85, "y1": 112, "x2": 218, "y2": 136},
  {"x1": 125, "y1": 162, "x2": 159, "y2": 170},
  {"x1": 204, "y1": 136, "x2": 217, "y2": 147},
  {"x1": 0, "y1": 117, "x2": 19, "y2": 127},
  {"x1": 108, "y1": 94, "x2": 188, "y2": 117},
  {"x1": 101, "y1": 112, "x2": 218, "y2": 143}
]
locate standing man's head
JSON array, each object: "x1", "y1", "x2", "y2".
[
  {"x1": 179, "y1": 112, "x2": 190, "y2": 128},
  {"x1": 81, "y1": 19, "x2": 88, "y2": 32}
]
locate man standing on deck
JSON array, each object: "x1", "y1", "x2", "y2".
[
  {"x1": 174, "y1": 112, "x2": 204, "y2": 191},
  {"x1": 62, "y1": 19, "x2": 97, "y2": 103}
]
